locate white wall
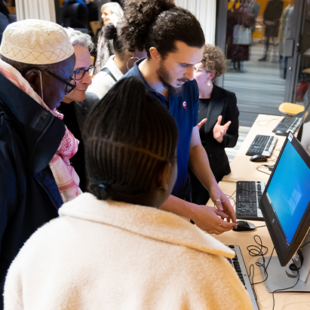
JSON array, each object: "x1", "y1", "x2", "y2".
[
  {"x1": 16, "y1": 0, "x2": 56, "y2": 22},
  {"x1": 175, "y1": 0, "x2": 216, "y2": 45}
]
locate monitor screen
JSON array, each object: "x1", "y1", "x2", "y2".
[{"x1": 260, "y1": 134, "x2": 310, "y2": 266}]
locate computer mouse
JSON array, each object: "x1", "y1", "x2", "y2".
[
  {"x1": 274, "y1": 130, "x2": 288, "y2": 136},
  {"x1": 233, "y1": 221, "x2": 256, "y2": 232},
  {"x1": 250, "y1": 154, "x2": 268, "y2": 162}
]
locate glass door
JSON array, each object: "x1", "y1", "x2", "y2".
[
  {"x1": 216, "y1": 0, "x2": 304, "y2": 126},
  {"x1": 291, "y1": 0, "x2": 310, "y2": 104}
]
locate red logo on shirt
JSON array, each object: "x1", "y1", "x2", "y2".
[{"x1": 182, "y1": 101, "x2": 187, "y2": 109}]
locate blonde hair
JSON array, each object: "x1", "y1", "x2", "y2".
[{"x1": 201, "y1": 44, "x2": 226, "y2": 78}]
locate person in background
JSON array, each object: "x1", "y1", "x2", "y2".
[
  {"x1": 0, "y1": 19, "x2": 79, "y2": 309},
  {"x1": 258, "y1": 0, "x2": 283, "y2": 61},
  {"x1": 4, "y1": 77, "x2": 252, "y2": 310},
  {"x1": 122, "y1": 0, "x2": 237, "y2": 234},
  {"x1": 63, "y1": 0, "x2": 88, "y2": 29},
  {"x1": 88, "y1": 21, "x2": 146, "y2": 100},
  {"x1": 0, "y1": 12, "x2": 9, "y2": 43},
  {"x1": 95, "y1": 2, "x2": 123, "y2": 72},
  {"x1": 246, "y1": 0, "x2": 260, "y2": 39},
  {"x1": 59, "y1": 28, "x2": 99, "y2": 192},
  {"x1": 84, "y1": 0, "x2": 99, "y2": 36},
  {"x1": 190, "y1": 44, "x2": 239, "y2": 205},
  {"x1": 279, "y1": 2, "x2": 292, "y2": 79},
  {"x1": 0, "y1": 0, "x2": 9, "y2": 20}
]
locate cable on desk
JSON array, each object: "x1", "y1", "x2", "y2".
[
  {"x1": 255, "y1": 224, "x2": 266, "y2": 228},
  {"x1": 246, "y1": 236, "x2": 310, "y2": 310},
  {"x1": 225, "y1": 190, "x2": 236, "y2": 206},
  {"x1": 256, "y1": 165, "x2": 271, "y2": 175},
  {"x1": 256, "y1": 118, "x2": 280, "y2": 127}
]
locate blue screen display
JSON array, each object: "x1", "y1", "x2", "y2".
[{"x1": 267, "y1": 141, "x2": 310, "y2": 244}]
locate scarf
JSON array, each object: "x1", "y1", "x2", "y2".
[{"x1": 0, "y1": 59, "x2": 82, "y2": 203}]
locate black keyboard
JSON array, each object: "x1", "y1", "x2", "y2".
[
  {"x1": 227, "y1": 245, "x2": 259, "y2": 310},
  {"x1": 246, "y1": 135, "x2": 277, "y2": 157},
  {"x1": 272, "y1": 116, "x2": 302, "y2": 134},
  {"x1": 236, "y1": 181, "x2": 265, "y2": 220}
]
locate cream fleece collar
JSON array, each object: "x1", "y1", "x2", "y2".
[{"x1": 59, "y1": 193, "x2": 235, "y2": 258}]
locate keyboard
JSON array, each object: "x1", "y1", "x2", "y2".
[
  {"x1": 246, "y1": 135, "x2": 278, "y2": 157},
  {"x1": 236, "y1": 181, "x2": 265, "y2": 220},
  {"x1": 227, "y1": 245, "x2": 259, "y2": 310},
  {"x1": 272, "y1": 116, "x2": 302, "y2": 134}
]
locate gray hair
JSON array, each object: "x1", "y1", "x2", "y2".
[
  {"x1": 101, "y1": 2, "x2": 123, "y2": 19},
  {"x1": 65, "y1": 28, "x2": 95, "y2": 52}
]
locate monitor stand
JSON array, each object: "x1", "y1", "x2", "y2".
[{"x1": 258, "y1": 235, "x2": 310, "y2": 293}]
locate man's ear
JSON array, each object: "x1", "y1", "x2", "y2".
[
  {"x1": 158, "y1": 162, "x2": 171, "y2": 192},
  {"x1": 149, "y1": 47, "x2": 161, "y2": 63},
  {"x1": 24, "y1": 69, "x2": 41, "y2": 91}
]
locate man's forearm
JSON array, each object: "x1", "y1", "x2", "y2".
[
  {"x1": 159, "y1": 195, "x2": 196, "y2": 220},
  {"x1": 189, "y1": 144, "x2": 217, "y2": 191}
]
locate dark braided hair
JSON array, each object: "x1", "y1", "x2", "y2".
[
  {"x1": 83, "y1": 76, "x2": 178, "y2": 201},
  {"x1": 121, "y1": 0, "x2": 205, "y2": 58}
]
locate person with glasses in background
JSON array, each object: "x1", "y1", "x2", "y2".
[
  {"x1": 59, "y1": 28, "x2": 99, "y2": 191},
  {"x1": 0, "y1": 20, "x2": 80, "y2": 309}
]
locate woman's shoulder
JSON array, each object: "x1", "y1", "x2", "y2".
[{"x1": 213, "y1": 85, "x2": 236, "y2": 100}]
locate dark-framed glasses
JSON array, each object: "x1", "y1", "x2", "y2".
[
  {"x1": 46, "y1": 70, "x2": 76, "y2": 94},
  {"x1": 73, "y1": 65, "x2": 95, "y2": 81}
]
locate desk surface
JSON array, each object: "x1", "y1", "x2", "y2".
[
  {"x1": 222, "y1": 115, "x2": 286, "y2": 183},
  {"x1": 211, "y1": 181, "x2": 310, "y2": 309}
]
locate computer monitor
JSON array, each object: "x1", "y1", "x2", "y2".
[{"x1": 259, "y1": 133, "x2": 310, "y2": 292}]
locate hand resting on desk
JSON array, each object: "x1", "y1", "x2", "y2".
[{"x1": 192, "y1": 184, "x2": 237, "y2": 234}]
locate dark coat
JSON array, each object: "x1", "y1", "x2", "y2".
[
  {"x1": 190, "y1": 85, "x2": 239, "y2": 205},
  {"x1": 0, "y1": 73, "x2": 64, "y2": 308},
  {"x1": 263, "y1": 0, "x2": 283, "y2": 37}
]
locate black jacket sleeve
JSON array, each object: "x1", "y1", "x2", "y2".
[{"x1": 222, "y1": 92, "x2": 239, "y2": 148}]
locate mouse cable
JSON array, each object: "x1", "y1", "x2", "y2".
[
  {"x1": 256, "y1": 165, "x2": 271, "y2": 175},
  {"x1": 255, "y1": 224, "x2": 266, "y2": 228}
]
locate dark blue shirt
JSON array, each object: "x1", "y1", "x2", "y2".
[{"x1": 123, "y1": 61, "x2": 199, "y2": 198}]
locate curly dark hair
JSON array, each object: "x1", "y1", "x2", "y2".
[
  {"x1": 121, "y1": 0, "x2": 205, "y2": 58},
  {"x1": 83, "y1": 76, "x2": 178, "y2": 201}
]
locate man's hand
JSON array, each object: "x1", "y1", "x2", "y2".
[
  {"x1": 191, "y1": 205, "x2": 236, "y2": 234},
  {"x1": 213, "y1": 115, "x2": 231, "y2": 143},
  {"x1": 208, "y1": 183, "x2": 237, "y2": 227},
  {"x1": 197, "y1": 118, "x2": 207, "y2": 130}
]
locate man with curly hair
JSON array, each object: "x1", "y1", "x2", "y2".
[{"x1": 122, "y1": 0, "x2": 237, "y2": 234}]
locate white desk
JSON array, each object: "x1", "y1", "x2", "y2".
[
  {"x1": 209, "y1": 182, "x2": 310, "y2": 310},
  {"x1": 222, "y1": 115, "x2": 286, "y2": 183},
  {"x1": 205, "y1": 115, "x2": 310, "y2": 309}
]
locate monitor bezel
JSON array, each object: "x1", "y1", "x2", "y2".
[{"x1": 259, "y1": 134, "x2": 310, "y2": 266}]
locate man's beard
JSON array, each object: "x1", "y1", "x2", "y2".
[
  {"x1": 156, "y1": 59, "x2": 189, "y2": 94},
  {"x1": 157, "y1": 59, "x2": 174, "y2": 92}
]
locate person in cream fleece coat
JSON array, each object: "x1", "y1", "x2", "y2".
[{"x1": 4, "y1": 77, "x2": 253, "y2": 310}]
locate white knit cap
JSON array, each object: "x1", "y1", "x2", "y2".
[{"x1": 0, "y1": 19, "x2": 74, "y2": 65}]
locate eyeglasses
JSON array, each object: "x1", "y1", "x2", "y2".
[
  {"x1": 46, "y1": 70, "x2": 76, "y2": 94},
  {"x1": 73, "y1": 65, "x2": 95, "y2": 81}
]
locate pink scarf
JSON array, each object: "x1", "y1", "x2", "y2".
[{"x1": 0, "y1": 59, "x2": 82, "y2": 203}]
